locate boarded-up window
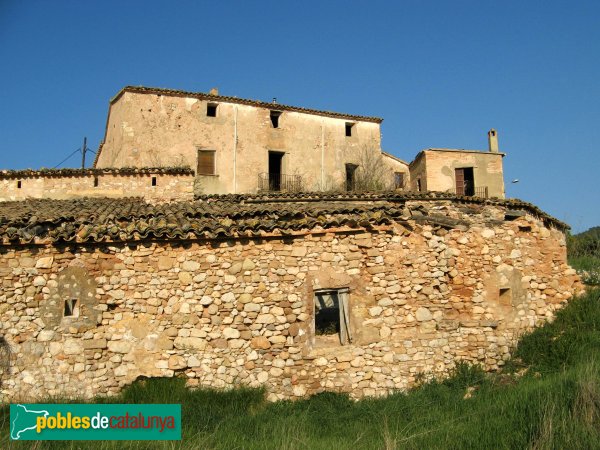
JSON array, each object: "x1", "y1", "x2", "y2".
[
  {"x1": 314, "y1": 288, "x2": 351, "y2": 345},
  {"x1": 197, "y1": 150, "x2": 216, "y2": 175}
]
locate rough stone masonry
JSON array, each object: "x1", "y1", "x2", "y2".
[{"x1": 0, "y1": 192, "x2": 583, "y2": 401}]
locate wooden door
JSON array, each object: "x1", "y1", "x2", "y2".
[{"x1": 455, "y1": 168, "x2": 465, "y2": 195}]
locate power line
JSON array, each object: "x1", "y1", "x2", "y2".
[{"x1": 52, "y1": 148, "x2": 81, "y2": 169}]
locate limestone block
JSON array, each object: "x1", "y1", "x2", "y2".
[
  {"x1": 415, "y1": 307, "x2": 433, "y2": 322},
  {"x1": 36, "y1": 257, "x2": 54, "y2": 269}
]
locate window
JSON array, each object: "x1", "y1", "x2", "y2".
[
  {"x1": 197, "y1": 150, "x2": 216, "y2": 175},
  {"x1": 416, "y1": 178, "x2": 422, "y2": 192},
  {"x1": 345, "y1": 122, "x2": 354, "y2": 137},
  {"x1": 394, "y1": 172, "x2": 405, "y2": 189},
  {"x1": 270, "y1": 110, "x2": 282, "y2": 128},
  {"x1": 314, "y1": 288, "x2": 351, "y2": 345},
  {"x1": 64, "y1": 298, "x2": 79, "y2": 317},
  {"x1": 17, "y1": 180, "x2": 22, "y2": 189},
  {"x1": 93, "y1": 176, "x2": 99, "y2": 187},
  {"x1": 151, "y1": 176, "x2": 157, "y2": 186},
  {"x1": 207, "y1": 103, "x2": 218, "y2": 117},
  {"x1": 499, "y1": 288, "x2": 512, "y2": 306}
]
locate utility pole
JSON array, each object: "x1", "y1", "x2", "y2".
[{"x1": 81, "y1": 137, "x2": 87, "y2": 169}]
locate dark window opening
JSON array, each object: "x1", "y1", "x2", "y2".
[
  {"x1": 64, "y1": 298, "x2": 79, "y2": 317},
  {"x1": 455, "y1": 167, "x2": 475, "y2": 196},
  {"x1": 345, "y1": 122, "x2": 354, "y2": 137},
  {"x1": 314, "y1": 288, "x2": 351, "y2": 344},
  {"x1": 416, "y1": 179, "x2": 422, "y2": 192},
  {"x1": 518, "y1": 225, "x2": 532, "y2": 232},
  {"x1": 93, "y1": 176, "x2": 99, "y2": 187},
  {"x1": 345, "y1": 163, "x2": 358, "y2": 191},
  {"x1": 268, "y1": 151, "x2": 284, "y2": 191},
  {"x1": 499, "y1": 288, "x2": 512, "y2": 306},
  {"x1": 270, "y1": 111, "x2": 281, "y2": 128},
  {"x1": 197, "y1": 150, "x2": 216, "y2": 175},
  {"x1": 394, "y1": 172, "x2": 405, "y2": 189},
  {"x1": 207, "y1": 103, "x2": 217, "y2": 117},
  {"x1": 151, "y1": 176, "x2": 157, "y2": 186},
  {"x1": 17, "y1": 180, "x2": 22, "y2": 189}
]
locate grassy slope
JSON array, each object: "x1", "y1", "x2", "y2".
[{"x1": 2, "y1": 289, "x2": 600, "y2": 449}]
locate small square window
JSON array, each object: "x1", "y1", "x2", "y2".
[
  {"x1": 270, "y1": 111, "x2": 282, "y2": 128},
  {"x1": 197, "y1": 150, "x2": 216, "y2": 175},
  {"x1": 314, "y1": 288, "x2": 351, "y2": 345},
  {"x1": 64, "y1": 298, "x2": 79, "y2": 317},
  {"x1": 207, "y1": 103, "x2": 218, "y2": 117},
  {"x1": 345, "y1": 122, "x2": 355, "y2": 137}
]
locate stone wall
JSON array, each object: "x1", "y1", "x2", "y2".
[
  {"x1": 0, "y1": 172, "x2": 194, "y2": 203},
  {"x1": 0, "y1": 202, "x2": 582, "y2": 402}
]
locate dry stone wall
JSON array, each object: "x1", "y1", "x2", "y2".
[{"x1": 0, "y1": 203, "x2": 582, "y2": 401}]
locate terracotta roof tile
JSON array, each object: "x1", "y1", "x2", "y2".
[{"x1": 0, "y1": 192, "x2": 568, "y2": 246}]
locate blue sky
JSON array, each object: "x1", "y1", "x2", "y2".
[{"x1": 0, "y1": 1, "x2": 598, "y2": 232}]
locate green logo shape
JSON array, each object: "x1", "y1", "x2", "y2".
[{"x1": 10, "y1": 404, "x2": 181, "y2": 440}]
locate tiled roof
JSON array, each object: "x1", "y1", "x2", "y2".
[
  {"x1": 0, "y1": 192, "x2": 568, "y2": 246},
  {"x1": 114, "y1": 86, "x2": 383, "y2": 124},
  {"x1": 0, "y1": 167, "x2": 194, "y2": 179}
]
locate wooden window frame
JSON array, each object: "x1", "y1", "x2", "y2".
[{"x1": 197, "y1": 149, "x2": 217, "y2": 176}]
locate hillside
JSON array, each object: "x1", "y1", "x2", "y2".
[
  {"x1": 569, "y1": 226, "x2": 600, "y2": 285},
  {"x1": 2, "y1": 288, "x2": 600, "y2": 449}
]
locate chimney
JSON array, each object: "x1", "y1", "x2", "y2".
[
  {"x1": 488, "y1": 129, "x2": 499, "y2": 152},
  {"x1": 209, "y1": 87, "x2": 219, "y2": 96}
]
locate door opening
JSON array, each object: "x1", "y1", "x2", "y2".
[
  {"x1": 455, "y1": 167, "x2": 475, "y2": 196},
  {"x1": 268, "y1": 151, "x2": 284, "y2": 191}
]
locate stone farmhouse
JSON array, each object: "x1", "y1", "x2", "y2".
[
  {"x1": 0, "y1": 86, "x2": 582, "y2": 401},
  {"x1": 2, "y1": 86, "x2": 504, "y2": 202}
]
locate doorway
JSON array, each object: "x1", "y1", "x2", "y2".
[
  {"x1": 268, "y1": 151, "x2": 284, "y2": 191},
  {"x1": 455, "y1": 167, "x2": 474, "y2": 196},
  {"x1": 345, "y1": 163, "x2": 358, "y2": 191}
]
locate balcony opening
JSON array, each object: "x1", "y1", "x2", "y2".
[
  {"x1": 268, "y1": 151, "x2": 284, "y2": 191},
  {"x1": 455, "y1": 167, "x2": 475, "y2": 196},
  {"x1": 345, "y1": 163, "x2": 358, "y2": 191},
  {"x1": 270, "y1": 111, "x2": 281, "y2": 128}
]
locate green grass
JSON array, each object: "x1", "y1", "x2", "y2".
[{"x1": 2, "y1": 289, "x2": 600, "y2": 449}]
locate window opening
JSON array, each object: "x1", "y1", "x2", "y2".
[
  {"x1": 207, "y1": 103, "x2": 218, "y2": 117},
  {"x1": 499, "y1": 288, "x2": 512, "y2": 306},
  {"x1": 268, "y1": 151, "x2": 284, "y2": 191},
  {"x1": 64, "y1": 298, "x2": 79, "y2": 317},
  {"x1": 270, "y1": 111, "x2": 281, "y2": 128},
  {"x1": 197, "y1": 150, "x2": 216, "y2": 175},
  {"x1": 17, "y1": 180, "x2": 22, "y2": 189},
  {"x1": 345, "y1": 122, "x2": 354, "y2": 137},
  {"x1": 93, "y1": 176, "x2": 99, "y2": 187},
  {"x1": 314, "y1": 288, "x2": 351, "y2": 345},
  {"x1": 151, "y1": 176, "x2": 157, "y2": 186},
  {"x1": 394, "y1": 172, "x2": 404, "y2": 189},
  {"x1": 416, "y1": 179, "x2": 422, "y2": 192}
]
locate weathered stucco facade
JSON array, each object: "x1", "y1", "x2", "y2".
[
  {"x1": 0, "y1": 193, "x2": 582, "y2": 401},
  {"x1": 95, "y1": 86, "x2": 408, "y2": 194}
]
